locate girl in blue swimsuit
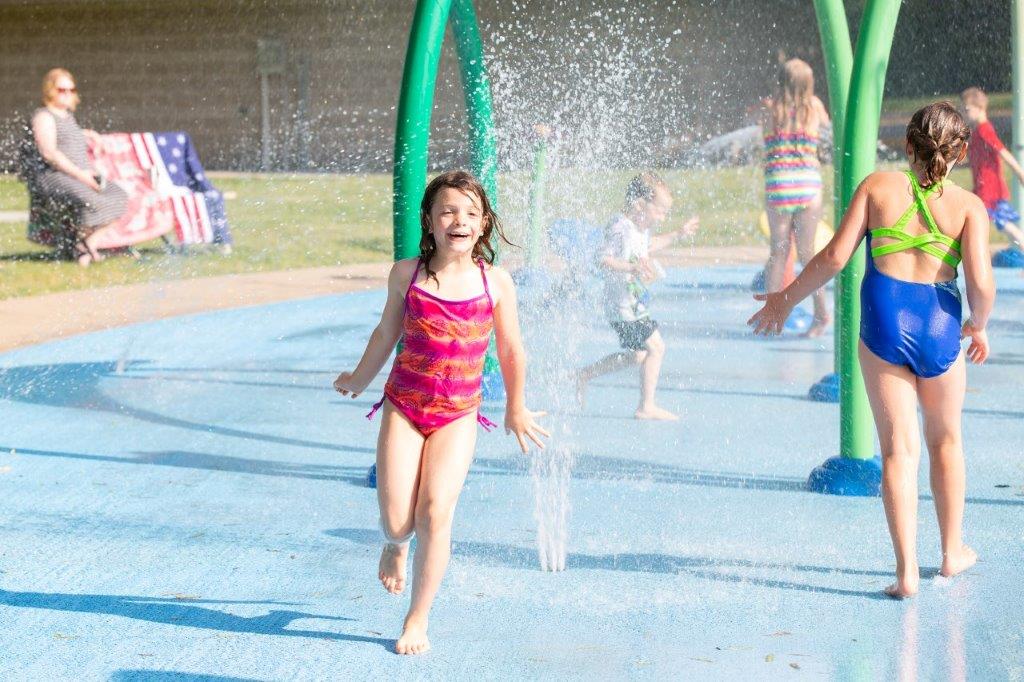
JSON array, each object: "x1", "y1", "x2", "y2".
[{"x1": 749, "y1": 102, "x2": 996, "y2": 599}]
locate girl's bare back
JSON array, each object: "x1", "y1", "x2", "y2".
[{"x1": 864, "y1": 171, "x2": 977, "y2": 284}]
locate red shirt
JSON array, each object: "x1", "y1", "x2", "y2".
[{"x1": 968, "y1": 120, "x2": 1009, "y2": 210}]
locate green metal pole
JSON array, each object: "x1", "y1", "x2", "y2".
[
  {"x1": 393, "y1": 0, "x2": 500, "y2": 261},
  {"x1": 527, "y1": 137, "x2": 548, "y2": 268},
  {"x1": 1013, "y1": 0, "x2": 1024, "y2": 215},
  {"x1": 451, "y1": 0, "x2": 499, "y2": 207},
  {"x1": 813, "y1": 0, "x2": 853, "y2": 228},
  {"x1": 813, "y1": 0, "x2": 853, "y2": 389},
  {"x1": 393, "y1": 0, "x2": 505, "y2": 398},
  {"x1": 393, "y1": 0, "x2": 454, "y2": 261},
  {"x1": 838, "y1": 0, "x2": 902, "y2": 459}
]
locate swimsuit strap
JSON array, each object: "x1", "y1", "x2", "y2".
[
  {"x1": 869, "y1": 170, "x2": 961, "y2": 269},
  {"x1": 404, "y1": 260, "x2": 422, "y2": 303},
  {"x1": 907, "y1": 170, "x2": 944, "y2": 236},
  {"x1": 478, "y1": 260, "x2": 494, "y2": 311}
]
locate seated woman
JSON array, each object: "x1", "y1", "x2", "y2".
[{"x1": 30, "y1": 68, "x2": 127, "y2": 266}]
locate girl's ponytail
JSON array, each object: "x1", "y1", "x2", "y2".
[{"x1": 906, "y1": 102, "x2": 971, "y2": 188}]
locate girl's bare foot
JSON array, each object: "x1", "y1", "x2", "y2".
[
  {"x1": 884, "y1": 567, "x2": 920, "y2": 599},
  {"x1": 940, "y1": 544, "x2": 977, "y2": 578},
  {"x1": 635, "y1": 405, "x2": 679, "y2": 421},
  {"x1": 378, "y1": 543, "x2": 408, "y2": 595},
  {"x1": 803, "y1": 314, "x2": 832, "y2": 338},
  {"x1": 395, "y1": 616, "x2": 430, "y2": 655}
]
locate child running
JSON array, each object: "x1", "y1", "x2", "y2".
[
  {"x1": 333, "y1": 170, "x2": 549, "y2": 654},
  {"x1": 576, "y1": 172, "x2": 699, "y2": 420},
  {"x1": 749, "y1": 102, "x2": 995, "y2": 598},
  {"x1": 761, "y1": 58, "x2": 832, "y2": 337},
  {"x1": 960, "y1": 87, "x2": 1024, "y2": 251}
]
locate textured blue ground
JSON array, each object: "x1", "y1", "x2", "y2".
[{"x1": 1, "y1": 266, "x2": 1022, "y2": 680}]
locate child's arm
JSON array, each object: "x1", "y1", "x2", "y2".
[
  {"x1": 332, "y1": 260, "x2": 414, "y2": 397},
  {"x1": 648, "y1": 216, "x2": 700, "y2": 253},
  {"x1": 998, "y1": 147, "x2": 1024, "y2": 187},
  {"x1": 959, "y1": 196, "x2": 996, "y2": 364},
  {"x1": 813, "y1": 96, "x2": 831, "y2": 127},
  {"x1": 600, "y1": 255, "x2": 641, "y2": 273},
  {"x1": 749, "y1": 176, "x2": 871, "y2": 334},
  {"x1": 490, "y1": 267, "x2": 550, "y2": 453}
]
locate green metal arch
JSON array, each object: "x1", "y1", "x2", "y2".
[
  {"x1": 393, "y1": 0, "x2": 498, "y2": 261},
  {"x1": 836, "y1": 0, "x2": 902, "y2": 460}
]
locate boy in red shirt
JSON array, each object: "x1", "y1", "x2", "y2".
[{"x1": 961, "y1": 87, "x2": 1024, "y2": 250}]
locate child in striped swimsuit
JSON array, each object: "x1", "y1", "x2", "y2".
[
  {"x1": 333, "y1": 170, "x2": 548, "y2": 655},
  {"x1": 761, "y1": 58, "x2": 832, "y2": 337}
]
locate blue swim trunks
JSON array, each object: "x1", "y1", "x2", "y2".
[{"x1": 988, "y1": 199, "x2": 1020, "y2": 231}]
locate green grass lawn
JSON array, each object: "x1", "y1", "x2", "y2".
[
  {"x1": 882, "y1": 92, "x2": 1012, "y2": 117},
  {"x1": 0, "y1": 173, "x2": 395, "y2": 299},
  {"x1": 0, "y1": 163, "x2": 1008, "y2": 300}
]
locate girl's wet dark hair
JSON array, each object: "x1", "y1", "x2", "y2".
[
  {"x1": 624, "y1": 171, "x2": 668, "y2": 208},
  {"x1": 906, "y1": 102, "x2": 971, "y2": 188},
  {"x1": 419, "y1": 170, "x2": 511, "y2": 283}
]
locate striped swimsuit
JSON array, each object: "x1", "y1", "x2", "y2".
[
  {"x1": 367, "y1": 260, "x2": 497, "y2": 436},
  {"x1": 764, "y1": 126, "x2": 822, "y2": 213}
]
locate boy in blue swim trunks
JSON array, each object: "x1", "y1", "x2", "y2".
[
  {"x1": 576, "y1": 172, "x2": 698, "y2": 420},
  {"x1": 961, "y1": 87, "x2": 1024, "y2": 250}
]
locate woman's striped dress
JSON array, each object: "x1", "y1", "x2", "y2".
[{"x1": 33, "y1": 108, "x2": 128, "y2": 228}]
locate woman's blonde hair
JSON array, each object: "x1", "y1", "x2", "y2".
[
  {"x1": 771, "y1": 58, "x2": 814, "y2": 130},
  {"x1": 41, "y1": 68, "x2": 80, "y2": 108}
]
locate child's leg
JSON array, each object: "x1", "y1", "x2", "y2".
[
  {"x1": 793, "y1": 195, "x2": 831, "y2": 336},
  {"x1": 636, "y1": 329, "x2": 676, "y2": 420},
  {"x1": 397, "y1": 410, "x2": 478, "y2": 655},
  {"x1": 765, "y1": 207, "x2": 795, "y2": 294},
  {"x1": 916, "y1": 354, "x2": 977, "y2": 578},
  {"x1": 1000, "y1": 220, "x2": 1024, "y2": 251},
  {"x1": 577, "y1": 351, "x2": 643, "y2": 406},
  {"x1": 376, "y1": 401, "x2": 426, "y2": 595},
  {"x1": 859, "y1": 341, "x2": 922, "y2": 598}
]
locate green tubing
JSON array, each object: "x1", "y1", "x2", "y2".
[
  {"x1": 392, "y1": 0, "x2": 500, "y2": 261},
  {"x1": 812, "y1": 0, "x2": 853, "y2": 227},
  {"x1": 1013, "y1": 0, "x2": 1024, "y2": 214},
  {"x1": 838, "y1": 0, "x2": 902, "y2": 459},
  {"x1": 451, "y1": 0, "x2": 499, "y2": 206},
  {"x1": 813, "y1": 0, "x2": 853, "y2": 386},
  {"x1": 393, "y1": 0, "x2": 452, "y2": 260},
  {"x1": 527, "y1": 138, "x2": 548, "y2": 268}
]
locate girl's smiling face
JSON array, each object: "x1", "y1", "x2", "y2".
[{"x1": 428, "y1": 187, "x2": 484, "y2": 255}]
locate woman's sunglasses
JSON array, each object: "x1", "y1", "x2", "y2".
[{"x1": 56, "y1": 87, "x2": 77, "y2": 94}]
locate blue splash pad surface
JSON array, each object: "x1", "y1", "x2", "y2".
[{"x1": 1, "y1": 267, "x2": 1022, "y2": 679}]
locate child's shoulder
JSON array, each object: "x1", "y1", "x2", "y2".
[
  {"x1": 605, "y1": 213, "x2": 637, "y2": 233},
  {"x1": 388, "y1": 257, "x2": 421, "y2": 287},
  {"x1": 481, "y1": 262, "x2": 514, "y2": 305},
  {"x1": 862, "y1": 170, "x2": 908, "y2": 189},
  {"x1": 482, "y1": 261, "x2": 512, "y2": 283},
  {"x1": 947, "y1": 183, "x2": 986, "y2": 211}
]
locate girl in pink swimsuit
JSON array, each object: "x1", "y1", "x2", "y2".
[{"x1": 333, "y1": 170, "x2": 548, "y2": 655}]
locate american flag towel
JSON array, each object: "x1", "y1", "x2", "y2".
[
  {"x1": 134, "y1": 131, "x2": 232, "y2": 245},
  {"x1": 85, "y1": 132, "x2": 230, "y2": 249}
]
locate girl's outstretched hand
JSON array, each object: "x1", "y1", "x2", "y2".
[
  {"x1": 333, "y1": 371, "x2": 364, "y2": 398},
  {"x1": 748, "y1": 291, "x2": 793, "y2": 336},
  {"x1": 678, "y1": 215, "x2": 700, "y2": 238},
  {"x1": 505, "y1": 408, "x2": 550, "y2": 453},
  {"x1": 961, "y1": 321, "x2": 989, "y2": 364}
]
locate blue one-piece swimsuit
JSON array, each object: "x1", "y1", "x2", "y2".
[{"x1": 860, "y1": 171, "x2": 963, "y2": 378}]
